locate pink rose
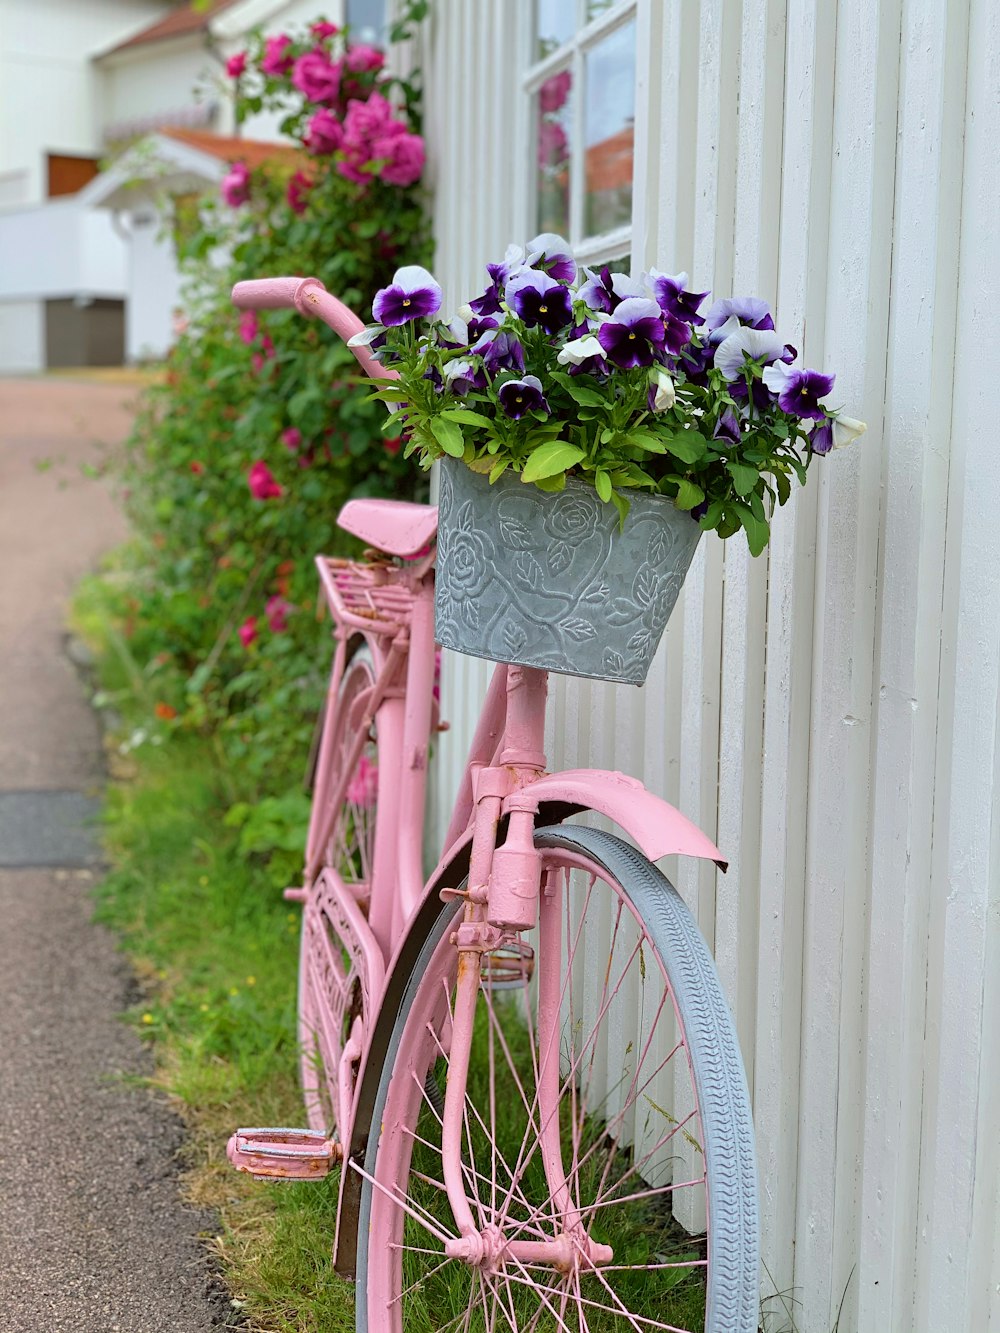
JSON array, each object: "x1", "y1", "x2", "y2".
[
  {"x1": 260, "y1": 34, "x2": 294, "y2": 76},
  {"x1": 238, "y1": 310, "x2": 259, "y2": 345},
  {"x1": 376, "y1": 131, "x2": 424, "y2": 186},
  {"x1": 247, "y1": 461, "x2": 282, "y2": 500},
  {"x1": 539, "y1": 69, "x2": 571, "y2": 114},
  {"x1": 221, "y1": 161, "x2": 250, "y2": 207},
  {"x1": 238, "y1": 617, "x2": 258, "y2": 648},
  {"x1": 286, "y1": 170, "x2": 314, "y2": 213},
  {"x1": 226, "y1": 51, "x2": 247, "y2": 78},
  {"x1": 265, "y1": 595, "x2": 291, "y2": 633},
  {"x1": 304, "y1": 108, "x2": 342, "y2": 154},
  {"x1": 281, "y1": 427, "x2": 302, "y2": 451},
  {"x1": 292, "y1": 50, "x2": 341, "y2": 103},
  {"x1": 342, "y1": 92, "x2": 397, "y2": 140},
  {"x1": 311, "y1": 20, "x2": 339, "y2": 39},
  {"x1": 345, "y1": 43, "x2": 385, "y2": 73}
]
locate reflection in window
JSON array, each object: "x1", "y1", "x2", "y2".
[
  {"x1": 535, "y1": 0, "x2": 575, "y2": 59},
  {"x1": 584, "y1": 21, "x2": 635, "y2": 235},
  {"x1": 347, "y1": 0, "x2": 386, "y2": 46},
  {"x1": 535, "y1": 68, "x2": 573, "y2": 235}
]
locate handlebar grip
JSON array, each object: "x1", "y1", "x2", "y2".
[{"x1": 231, "y1": 276, "x2": 325, "y2": 311}]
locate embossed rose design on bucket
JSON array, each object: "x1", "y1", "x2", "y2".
[{"x1": 435, "y1": 459, "x2": 703, "y2": 684}]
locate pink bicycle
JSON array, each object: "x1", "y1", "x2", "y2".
[{"x1": 226, "y1": 277, "x2": 759, "y2": 1333}]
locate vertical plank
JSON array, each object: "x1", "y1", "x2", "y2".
[
  {"x1": 795, "y1": 0, "x2": 903, "y2": 1324},
  {"x1": 753, "y1": 0, "x2": 835, "y2": 1312},
  {"x1": 715, "y1": 0, "x2": 786, "y2": 1105},
  {"x1": 857, "y1": 0, "x2": 968, "y2": 1328},
  {"x1": 914, "y1": 0, "x2": 1000, "y2": 1327}
]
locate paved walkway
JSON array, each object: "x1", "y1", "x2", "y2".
[{"x1": 0, "y1": 378, "x2": 229, "y2": 1330}]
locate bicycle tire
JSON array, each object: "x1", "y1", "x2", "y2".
[
  {"x1": 355, "y1": 824, "x2": 759, "y2": 1333},
  {"x1": 299, "y1": 641, "x2": 378, "y2": 1135}
]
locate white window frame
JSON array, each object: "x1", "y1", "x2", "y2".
[{"x1": 523, "y1": 0, "x2": 638, "y2": 268}]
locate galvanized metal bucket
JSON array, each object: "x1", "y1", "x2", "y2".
[{"x1": 434, "y1": 458, "x2": 702, "y2": 684}]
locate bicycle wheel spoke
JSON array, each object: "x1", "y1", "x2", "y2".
[{"x1": 361, "y1": 840, "x2": 746, "y2": 1333}]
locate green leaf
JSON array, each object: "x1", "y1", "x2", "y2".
[
  {"x1": 564, "y1": 383, "x2": 605, "y2": 407},
  {"x1": 699, "y1": 498, "x2": 726, "y2": 530},
  {"x1": 429, "y1": 415, "x2": 465, "y2": 457},
  {"x1": 440, "y1": 408, "x2": 493, "y2": 429},
  {"x1": 488, "y1": 459, "x2": 510, "y2": 483},
  {"x1": 673, "y1": 478, "x2": 706, "y2": 511},
  {"x1": 663, "y1": 431, "x2": 709, "y2": 465},
  {"x1": 595, "y1": 469, "x2": 612, "y2": 502},
  {"x1": 726, "y1": 461, "x2": 758, "y2": 496},
  {"x1": 534, "y1": 472, "x2": 567, "y2": 492},
  {"x1": 732, "y1": 502, "x2": 770, "y2": 556},
  {"x1": 521, "y1": 441, "x2": 585, "y2": 484},
  {"x1": 623, "y1": 430, "x2": 667, "y2": 454},
  {"x1": 773, "y1": 469, "x2": 791, "y2": 505}
]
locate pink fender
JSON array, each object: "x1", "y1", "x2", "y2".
[{"x1": 509, "y1": 768, "x2": 728, "y2": 871}]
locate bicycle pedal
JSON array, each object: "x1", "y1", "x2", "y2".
[{"x1": 226, "y1": 1127, "x2": 341, "y2": 1181}]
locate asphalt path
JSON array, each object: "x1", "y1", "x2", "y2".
[{"x1": 0, "y1": 377, "x2": 232, "y2": 1330}]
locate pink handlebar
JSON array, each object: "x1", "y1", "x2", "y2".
[{"x1": 231, "y1": 275, "x2": 397, "y2": 384}]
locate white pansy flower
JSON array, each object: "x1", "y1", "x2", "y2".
[
  {"x1": 648, "y1": 368, "x2": 676, "y2": 412},
  {"x1": 556, "y1": 335, "x2": 605, "y2": 366}
]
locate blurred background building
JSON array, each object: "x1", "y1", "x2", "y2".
[{"x1": 0, "y1": 0, "x2": 384, "y2": 371}]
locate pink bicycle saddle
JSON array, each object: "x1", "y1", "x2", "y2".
[{"x1": 337, "y1": 498, "x2": 439, "y2": 558}]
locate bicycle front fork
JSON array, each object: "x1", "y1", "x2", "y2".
[{"x1": 438, "y1": 743, "x2": 613, "y2": 1273}]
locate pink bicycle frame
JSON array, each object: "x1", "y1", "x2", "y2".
[{"x1": 230, "y1": 274, "x2": 727, "y2": 1276}]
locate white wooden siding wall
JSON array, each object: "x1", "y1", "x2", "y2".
[{"x1": 423, "y1": 2, "x2": 1000, "y2": 1330}]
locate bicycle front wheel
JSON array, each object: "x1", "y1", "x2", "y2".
[{"x1": 356, "y1": 826, "x2": 759, "y2": 1333}]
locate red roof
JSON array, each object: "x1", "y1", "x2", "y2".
[
  {"x1": 110, "y1": 1, "x2": 238, "y2": 53},
  {"x1": 160, "y1": 127, "x2": 305, "y2": 170}
]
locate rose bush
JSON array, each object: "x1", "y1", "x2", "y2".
[{"x1": 119, "y1": 7, "x2": 431, "y2": 784}]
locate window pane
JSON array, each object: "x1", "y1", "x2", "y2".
[
  {"x1": 347, "y1": 0, "x2": 386, "y2": 46},
  {"x1": 585, "y1": 0, "x2": 616, "y2": 20},
  {"x1": 584, "y1": 20, "x2": 635, "y2": 236},
  {"x1": 535, "y1": 0, "x2": 576, "y2": 60},
  {"x1": 535, "y1": 68, "x2": 573, "y2": 236}
]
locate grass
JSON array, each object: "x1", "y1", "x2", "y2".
[{"x1": 73, "y1": 574, "x2": 356, "y2": 1333}]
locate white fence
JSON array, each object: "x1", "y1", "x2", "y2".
[{"x1": 422, "y1": 2, "x2": 1000, "y2": 1330}]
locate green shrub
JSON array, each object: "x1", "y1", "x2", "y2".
[{"x1": 120, "y1": 9, "x2": 431, "y2": 788}]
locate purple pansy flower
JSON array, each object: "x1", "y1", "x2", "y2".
[
  {"x1": 498, "y1": 375, "x2": 549, "y2": 419},
  {"x1": 714, "y1": 326, "x2": 788, "y2": 380},
  {"x1": 596, "y1": 297, "x2": 666, "y2": 369},
  {"x1": 443, "y1": 359, "x2": 487, "y2": 396},
  {"x1": 577, "y1": 266, "x2": 645, "y2": 315},
  {"x1": 762, "y1": 363, "x2": 834, "y2": 419},
  {"x1": 713, "y1": 406, "x2": 742, "y2": 446},
  {"x1": 478, "y1": 331, "x2": 525, "y2": 376},
  {"x1": 649, "y1": 269, "x2": 710, "y2": 323},
  {"x1": 525, "y1": 232, "x2": 576, "y2": 284},
  {"x1": 678, "y1": 337, "x2": 714, "y2": 384},
  {"x1": 372, "y1": 266, "x2": 442, "y2": 326},
  {"x1": 809, "y1": 420, "x2": 834, "y2": 454},
  {"x1": 704, "y1": 296, "x2": 775, "y2": 331},
  {"x1": 469, "y1": 245, "x2": 527, "y2": 315},
  {"x1": 505, "y1": 270, "x2": 573, "y2": 334},
  {"x1": 662, "y1": 312, "x2": 693, "y2": 357}
]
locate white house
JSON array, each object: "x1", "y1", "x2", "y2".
[
  {"x1": 421, "y1": 5, "x2": 1000, "y2": 1333},
  {"x1": 0, "y1": 0, "x2": 382, "y2": 371}
]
